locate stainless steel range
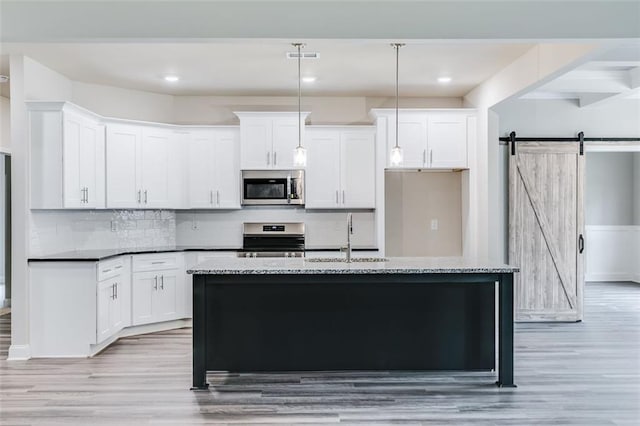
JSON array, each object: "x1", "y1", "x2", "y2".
[{"x1": 239, "y1": 222, "x2": 305, "y2": 258}]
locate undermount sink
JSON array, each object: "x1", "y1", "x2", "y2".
[{"x1": 305, "y1": 257, "x2": 389, "y2": 263}]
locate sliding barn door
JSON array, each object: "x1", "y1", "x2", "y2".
[{"x1": 509, "y1": 142, "x2": 584, "y2": 322}]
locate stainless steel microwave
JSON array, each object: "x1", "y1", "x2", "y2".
[{"x1": 241, "y1": 170, "x2": 305, "y2": 206}]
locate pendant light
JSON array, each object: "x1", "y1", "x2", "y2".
[
  {"x1": 390, "y1": 43, "x2": 405, "y2": 167},
  {"x1": 292, "y1": 42, "x2": 307, "y2": 167}
]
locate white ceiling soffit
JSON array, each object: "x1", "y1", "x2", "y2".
[
  {"x1": 520, "y1": 42, "x2": 640, "y2": 107},
  {"x1": 0, "y1": 41, "x2": 534, "y2": 97}
]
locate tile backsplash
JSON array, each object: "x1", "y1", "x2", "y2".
[{"x1": 30, "y1": 210, "x2": 176, "y2": 256}]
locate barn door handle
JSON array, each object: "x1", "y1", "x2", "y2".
[{"x1": 579, "y1": 234, "x2": 584, "y2": 254}]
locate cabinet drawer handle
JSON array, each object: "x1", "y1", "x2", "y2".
[
  {"x1": 151, "y1": 261, "x2": 165, "y2": 265},
  {"x1": 114, "y1": 283, "x2": 118, "y2": 299},
  {"x1": 153, "y1": 275, "x2": 158, "y2": 290},
  {"x1": 111, "y1": 283, "x2": 116, "y2": 300},
  {"x1": 102, "y1": 268, "x2": 112, "y2": 273},
  {"x1": 160, "y1": 275, "x2": 164, "y2": 290},
  {"x1": 114, "y1": 265, "x2": 122, "y2": 270}
]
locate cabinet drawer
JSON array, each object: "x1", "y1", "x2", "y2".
[
  {"x1": 97, "y1": 257, "x2": 125, "y2": 281},
  {"x1": 195, "y1": 251, "x2": 238, "y2": 264},
  {"x1": 132, "y1": 252, "x2": 182, "y2": 272}
]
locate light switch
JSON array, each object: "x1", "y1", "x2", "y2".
[{"x1": 431, "y1": 219, "x2": 438, "y2": 231}]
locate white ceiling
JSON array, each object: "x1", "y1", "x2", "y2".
[
  {"x1": 0, "y1": 41, "x2": 534, "y2": 97},
  {"x1": 521, "y1": 42, "x2": 640, "y2": 107}
]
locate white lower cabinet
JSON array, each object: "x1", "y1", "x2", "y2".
[
  {"x1": 96, "y1": 257, "x2": 130, "y2": 344},
  {"x1": 97, "y1": 276, "x2": 125, "y2": 343},
  {"x1": 131, "y1": 253, "x2": 185, "y2": 326}
]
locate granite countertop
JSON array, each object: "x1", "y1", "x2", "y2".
[
  {"x1": 188, "y1": 257, "x2": 519, "y2": 275},
  {"x1": 27, "y1": 246, "x2": 241, "y2": 262},
  {"x1": 27, "y1": 247, "x2": 380, "y2": 262}
]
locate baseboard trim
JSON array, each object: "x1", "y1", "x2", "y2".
[
  {"x1": 7, "y1": 344, "x2": 31, "y2": 361},
  {"x1": 90, "y1": 318, "x2": 192, "y2": 357},
  {"x1": 586, "y1": 273, "x2": 636, "y2": 282}
]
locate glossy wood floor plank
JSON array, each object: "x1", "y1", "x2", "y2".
[{"x1": 1, "y1": 281, "x2": 639, "y2": 425}]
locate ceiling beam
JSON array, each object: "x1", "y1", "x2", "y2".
[{"x1": 579, "y1": 66, "x2": 640, "y2": 107}]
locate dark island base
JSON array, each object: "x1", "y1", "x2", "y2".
[{"x1": 193, "y1": 273, "x2": 515, "y2": 389}]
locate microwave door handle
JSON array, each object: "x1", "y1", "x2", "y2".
[{"x1": 286, "y1": 175, "x2": 292, "y2": 204}]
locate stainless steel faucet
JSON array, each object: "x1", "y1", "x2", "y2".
[{"x1": 341, "y1": 213, "x2": 353, "y2": 262}]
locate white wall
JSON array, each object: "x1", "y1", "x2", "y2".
[
  {"x1": 586, "y1": 153, "x2": 636, "y2": 226},
  {"x1": 173, "y1": 95, "x2": 462, "y2": 125},
  {"x1": 0, "y1": 96, "x2": 10, "y2": 153},
  {"x1": 72, "y1": 81, "x2": 174, "y2": 123}
]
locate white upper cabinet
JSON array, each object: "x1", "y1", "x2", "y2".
[
  {"x1": 106, "y1": 124, "x2": 141, "y2": 208},
  {"x1": 187, "y1": 128, "x2": 240, "y2": 209},
  {"x1": 236, "y1": 112, "x2": 309, "y2": 170},
  {"x1": 427, "y1": 114, "x2": 468, "y2": 168},
  {"x1": 306, "y1": 127, "x2": 376, "y2": 209},
  {"x1": 372, "y1": 109, "x2": 474, "y2": 169},
  {"x1": 106, "y1": 123, "x2": 183, "y2": 209},
  {"x1": 29, "y1": 102, "x2": 105, "y2": 209}
]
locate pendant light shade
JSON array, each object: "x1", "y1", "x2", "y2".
[
  {"x1": 390, "y1": 43, "x2": 405, "y2": 167},
  {"x1": 292, "y1": 42, "x2": 307, "y2": 167}
]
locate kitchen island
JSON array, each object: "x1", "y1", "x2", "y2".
[{"x1": 188, "y1": 257, "x2": 518, "y2": 389}]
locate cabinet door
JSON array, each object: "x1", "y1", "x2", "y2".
[
  {"x1": 97, "y1": 279, "x2": 114, "y2": 343},
  {"x1": 79, "y1": 121, "x2": 104, "y2": 208},
  {"x1": 62, "y1": 113, "x2": 84, "y2": 208},
  {"x1": 272, "y1": 118, "x2": 300, "y2": 169},
  {"x1": 427, "y1": 114, "x2": 467, "y2": 168},
  {"x1": 241, "y1": 118, "x2": 272, "y2": 169},
  {"x1": 341, "y1": 131, "x2": 376, "y2": 208},
  {"x1": 106, "y1": 124, "x2": 141, "y2": 208},
  {"x1": 154, "y1": 272, "x2": 180, "y2": 322},
  {"x1": 110, "y1": 280, "x2": 124, "y2": 333},
  {"x1": 141, "y1": 127, "x2": 171, "y2": 208},
  {"x1": 132, "y1": 271, "x2": 157, "y2": 326},
  {"x1": 188, "y1": 131, "x2": 216, "y2": 208},
  {"x1": 213, "y1": 129, "x2": 241, "y2": 209},
  {"x1": 389, "y1": 113, "x2": 427, "y2": 168},
  {"x1": 305, "y1": 130, "x2": 341, "y2": 208}
]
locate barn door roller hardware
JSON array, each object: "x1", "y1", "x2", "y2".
[{"x1": 500, "y1": 132, "x2": 640, "y2": 156}]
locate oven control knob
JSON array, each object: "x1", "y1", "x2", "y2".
[
  {"x1": 252, "y1": 252, "x2": 257, "y2": 258},
  {"x1": 245, "y1": 253, "x2": 250, "y2": 258}
]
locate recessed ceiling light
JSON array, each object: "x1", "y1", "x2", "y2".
[
  {"x1": 437, "y1": 76, "x2": 452, "y2": 84},
  {"x1": 164, "y1": 75, "x2": 180, "y2": 83},
  {"x1": 302, "y1": 76, "x2": 317, "y2": 83}
]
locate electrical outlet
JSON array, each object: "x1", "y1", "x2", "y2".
[
  {"x1": 430, "y1": 219, "x2": 438, "y2": 231},
  {"x1": 111, "y1": 221, "x2": 117, "y2": 232}
]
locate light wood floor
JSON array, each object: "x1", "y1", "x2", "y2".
[{"x1": 1, "y1": 281, "x2": 638, "y2": 425}]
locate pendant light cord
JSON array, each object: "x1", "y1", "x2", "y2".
[
  {"x1": 294, "y1": 43, "x2": 303, "y2": 149},
  {"x1": 392, "y1": 43, "x2": 404, "y2": 150}
]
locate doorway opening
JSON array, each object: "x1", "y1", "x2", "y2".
[
  {"x1": 0, "y1": 154, "x2": 9, "y2": 315},
  {"x1": 584, "y1": 151, "x2": 640, "y2": 285}
]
